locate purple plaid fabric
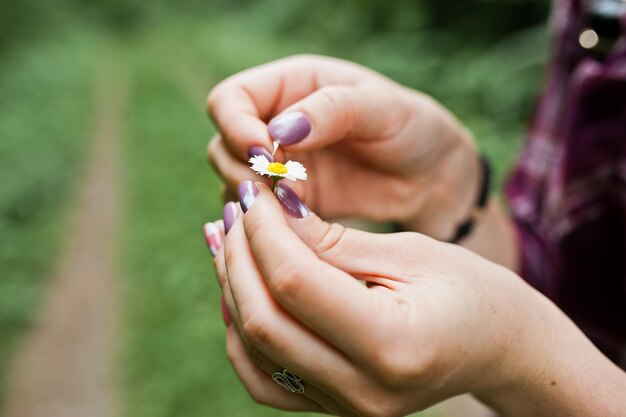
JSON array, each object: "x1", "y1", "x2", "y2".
[{"x1": 505, "y1": 0, "x2": 626, "y2": 364}]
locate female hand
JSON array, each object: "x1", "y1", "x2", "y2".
[
  {"x1": 208, "y1": 181, "x2": 626, "y2": 417},
  {"x1": 207, "y1": 55, "x2": 479, "y2": 240}
]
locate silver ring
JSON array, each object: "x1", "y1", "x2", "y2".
[{"x1": 272, "y1": 369, "x2": 305, "y2": 394}]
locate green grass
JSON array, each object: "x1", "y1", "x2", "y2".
[
  {"x1": 0, "y1": 34, "x2": 101, "y2": 405},
  {"x1": 0, "y1": 6, "x2": 547, "y2": 416}
]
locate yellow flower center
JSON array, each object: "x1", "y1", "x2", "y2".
[{"x1": 267, "y1": 162, "x2": 288, "y2": 175}]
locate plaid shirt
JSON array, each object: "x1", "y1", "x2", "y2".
[{"x1": 505, "y1": 0, "x2": 626, "y2": 364}]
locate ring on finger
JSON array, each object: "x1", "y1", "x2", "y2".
[{"x1": 272, "y1": 369, "x2": 305, "y2": 394}]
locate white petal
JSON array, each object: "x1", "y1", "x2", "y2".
[
  {"x1": 288, "y1": 166, "x2": 306, "y2": 174},
  {"x1": 285, "y1": 161, "x2": 307, "y2": 180},
  {"x1": 249, "y1": 155, "x2": 269, "y2": 169},
  {"x1": 251, "y1": 167, "x2": 271, "y2": 176},
  {"x1": 285, "y1": 160, "x2": 304, "y2": 169},
  {"x1": 250, "y1": 155, "x2": 272, "y2": 176},
  {"x1": 249, "y1": 155, "x2": 269, "y2": 165}
]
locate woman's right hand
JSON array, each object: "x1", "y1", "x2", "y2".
[
  {"x1": 210, "y1": 183, "x2": 626, "y2": 417},
  {"x1": 207, "y1": 55, "x2": 480, "y2": 240}
]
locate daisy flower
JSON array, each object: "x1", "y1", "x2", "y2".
[{"x1": 249, "y1": 155, "x2": 307, "y2": 182}]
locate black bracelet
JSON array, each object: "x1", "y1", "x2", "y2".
[{"x1": 448, "y1": 154, "x2": 491, "y2": 244}]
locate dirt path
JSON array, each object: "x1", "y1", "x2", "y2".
[{"x1": 1, "y1": 69, "x2": 126, "y2": 417}]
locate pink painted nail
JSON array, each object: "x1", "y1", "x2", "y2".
[
  {"x1": 221, "y1": 296, "x2": 231, "y2": 326},
  {"x1": 203, "y1": 222, "x2": 222, "y2": 257}
]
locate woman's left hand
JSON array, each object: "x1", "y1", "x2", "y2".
[{"x1": 209, "y1": 181, "x2": 626, "y2": 417}]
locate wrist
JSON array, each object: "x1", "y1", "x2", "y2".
[
  {"x1": 403, "y1": 138, "x2": 481, "y2": 240},
  {"x1": 476, "y1": 286, "x2": 626, "y2": 416}
]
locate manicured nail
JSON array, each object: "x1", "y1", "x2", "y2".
[
  {"x1": 275, "y1": 183, "x2": 309, "y2": 218},
  {"x1": 238, "y1": 180, "x2": 258, "y2": 213},
  {"x1": 203, "y1": 222, "x2": 222, "y2": 257},
  {"x1": 223, "y1": 202, "x2": 238, "y2": 234},
  {"x1": 221, "y1": 296, "x2": 231, "y2": 326},
  {"x1": 247, "y1": 146, "x2": 274, "y2": 162},
  {"x1": 268, "y1": 112, "x2": 311, "y2": 145}
]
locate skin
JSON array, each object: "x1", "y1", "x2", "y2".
[
  {"x1": 205, "y1": 55, "x2": 626, "y2": 415},
  {"x1": 207, "y1": 55, "x2": 478, "y2": 240},
  {"x1": 207, "y1": 54, "x2": 516, "y2": 269},
  {"x1": 210, "y1": 187, "x2": 626, "y2": 417}
]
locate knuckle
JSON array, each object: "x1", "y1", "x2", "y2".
[
  {"x1": 206, "y1": 84, "x2": 224, "y2": 116},
  {"x1": 318, "y1": 85, "x2": 357, "y2": 126},
  {"x1": 369, "y1": 342, "x2": 429, "y2": 388},
  {"x1": 242, "y1": 316, "x2": 271, "y2": 350},
  {"x1": 311, "y1": 222, "x2": 346, "y2": 258},
  {"x1": 270, "y1": 260, "x2": 304, "y2": 300}
]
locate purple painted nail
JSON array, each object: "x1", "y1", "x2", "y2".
[
  {"x1": 203, "y1": 222, "x2": 222, "y2": 257},
  {"x1": 238, "y1": 180, "x2": 258, "y2": 213},
  {"x1": 268, "y1": 112, "x2": 311, "y2": 146},
  {"x1": 275, "y1": 183, "x2": 309, "y2": 218},
  {"x1": 223, "y1": 202, "x2": 238, "y2": 234},
  {"x1": 247, "y1": 146, "x2": 274, "y2": 162}
]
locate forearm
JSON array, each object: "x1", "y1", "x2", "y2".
[{"x1": 477, "y1": 292, "x2": 626, "y2": 417}]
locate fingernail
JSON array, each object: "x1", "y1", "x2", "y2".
[
  {"x1": 275, "y1": 183, "x2": 309, "y2": 218},
  {"x1": 268, "y1": 112, "x2": 311, "y2": 145},
  {"x1": 203, "y1": 222, "x2": 222, "y2": 257},
  {"x1": 247, "y1": 146, "x2": 274, "y2": 162},
  {"x1": 238, "y1": 180, "x2": 258, "y2": 213},
  {"x1": 223, "y1": 202, "x2": 238, "y2": 234},
  {"x1": 221, "y1": 296, "x2": 231, "y2": 326}
]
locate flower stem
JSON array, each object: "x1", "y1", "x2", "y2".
[{"x1": 271, "y1": 177, "x2": 279, "y2": 192}]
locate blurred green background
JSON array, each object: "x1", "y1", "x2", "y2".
[{"x1": 0, "y1": 0, "x2": 550, "y2": 416}]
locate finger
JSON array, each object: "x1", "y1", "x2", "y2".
[
  {"x1": 208, "y1": 135, "x2": 262, "y2": 192},
  {"x1": 225, "y1": 326, "x2": 326, "y2": 413},
  {"x1": 214, "y1": 240, "x2": 228, "y2": 289},
  {"x1": 207, "y1": 85, "x2": 272, "y2": 162},
  {"x1": 221, "y1": 222, "x2": 361, "y2": 416},
  {"x1": 224, "y1": 210, "x2": 369, "y2": 413},
  {"x1": 241, "y1": 183, "x2": 397, "y2": 361},
  {"x1": 226, "y1": 326, "x2": 362, "y2": 417},
  {"x1": 268, "y1": 83, "x2": 409, "y2": 153},
  {"x1": 215, "y1": 211, "x2": 274, "y2": 378},
  {"x1": 207, "y1": 58, "x2": 316, "y2": 162},
  {"x1": 224, "y1": 295, "x2": 359, "y2": 417},
  {"x1": 222, "y1": 275, "x2": 279, "y2": 385},
  {"x1": 203, "y1": 219, "x2": 225, "y2": 258},
  {"x1": 276, "y1": 193, "x2": 439, "y2": 285},
  {"x1": 207, "y1": 55, "x2": 389, "y2": 161},
  {"x1": 220, "y1": 184, "x2": 239, "y2": 205}
]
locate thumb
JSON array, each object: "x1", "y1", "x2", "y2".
[
  {"x1": 268, "y1": 84, "x2": 408, "y2": 153},
  {"x1": 274, "y1": 182, "x2": 429, "y2": 280}
]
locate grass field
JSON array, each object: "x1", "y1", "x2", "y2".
[
  {"x1": 0, "y1": 8, "x2": 547, "y2": 416},
  {"x1": 0, "y1": 33, "x2": 102, "y2": 406}
]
